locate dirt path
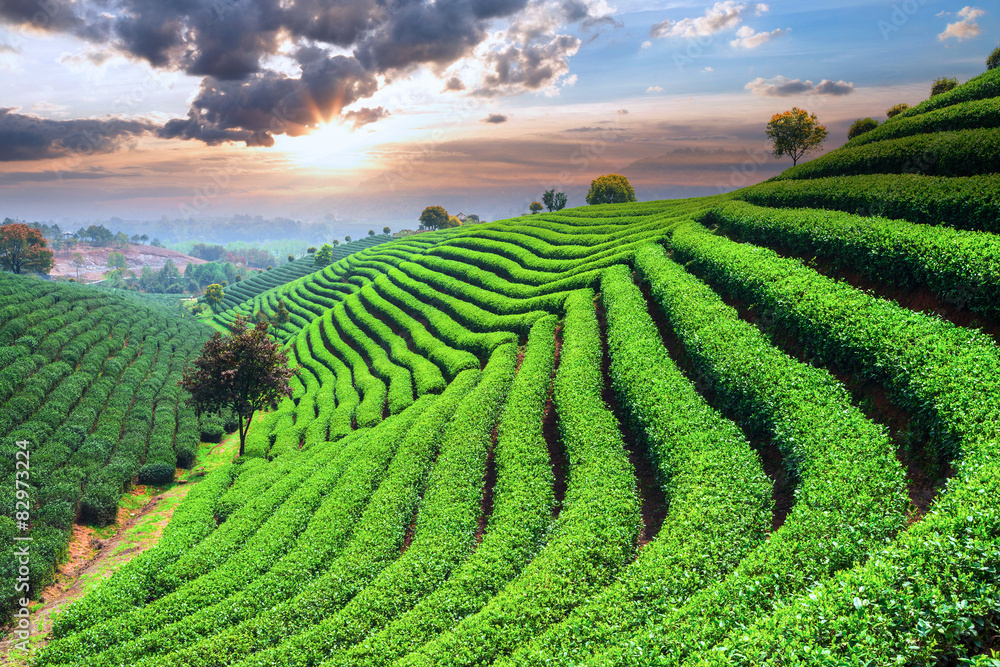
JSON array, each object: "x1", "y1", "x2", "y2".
[{"x1": 0, "y1": 481, "x2": 193, "y2": 664}]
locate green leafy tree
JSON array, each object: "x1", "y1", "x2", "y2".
[
  {"x1": 287, "y1": 254, "x2": 295, "y2": 263},
  {"x1": 382, "y1": 226, "x2": 391, "y2": 235},
  {"x1": 333, "y1": 239, "x2": 340, "y2": 247},
  {"x1": 989, "y1": 45, "x2": 1000, "y2": 71},
  {"x1": 419, "y1": 205, "x2": 450, "y2": 230},
  {"x1": 368, "y1": 229, "x2": 375, "y2": 236},
  {"x1": 542, "y1": 189, "x2": 568, "y2": 212},
  {"x1": 886, "y1": 103, "x2": 909, "y2": 118},
  {"x1": 529, "y1": 201, "x2": 543, "y2": 214},
  {"x1": 275, "y1": 300, "x2": 291, "y2": 324},
  {"x1": 0, "y1": 221, "x2": 55, "y2": 274},
  {"x1": 765, "y1": 107, "x2": 828, "y2": 166},
  {"x1": 140, "y1": 234, "x2": 149, "y2": 245},
  {"x1": 180, "y1": 315, "x2": 294, "y2": 456},
  {"x1": 107, "y1": 251, "x2": 128, "y2": 271},
  {"x1": 931, "y1": 77, "x2": 958, "y2": 97},
  {"x1": 307, "y1": 247, "x2": 317, "y2": 254},
  {"x1": 314, "y1": 243, "x2": 334, "y2": 266},
  {"x1": 344, "y1": 235, "x2": 352, "y2": 243},
  {"x1": 465, "y1": 214, "x2": 481, "y2": 224},
  {"x1": 847, "y1": 117, "x2": 879, "y2": 140},
  {"x1": 204, "y1": 283, "x2": 225, "y2": 308},
  {"x1": 71, "y1": 252, "x2": 85, "y2": 280},
  {"x1": 158, "y1": 259, "x2": 181, "y2": 291},
  {"x1": 586, "y1": 174, "x2": 637, "y2": 205}
]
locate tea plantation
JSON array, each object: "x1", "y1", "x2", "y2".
[{"x1": 14, "y1": 68, "x2": 1000, "y2": 665}]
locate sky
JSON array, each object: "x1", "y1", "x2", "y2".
[{"x1": 0, "y1": 0, "x2": 996, "y2": 230}]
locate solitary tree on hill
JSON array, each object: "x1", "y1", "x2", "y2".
[
  {"x1": 314, "y1": 244, "x2": 334, "y2": 266},
  {"x1": 368, "y1": 229, "x2": 375, "y2": 236},
  {"x1": 204, "y1": 283, "x2": 225, "y2": 308},
  {"x1": 383, "y1": 226, "x2": 391, "y2": 235},
  {"x1": 586, "y1": 174, "x2": 636, "y2": 205},
  {"x1": 766, "y1": 108, "x2": 828, "y2": 166},
  {"x1": 419, "y1": 205, "x2": 450, "y2": 230},
  {"x1": 0, "y1": 221, "x2": 55, "y2": 275},
  {"x1": 180, "y1": 315, "x2": 294, "y2": 457},
  {"x1": 71, "y1": 252, "x2": 85, "y2": 280},
  {"x1": 847, "y1": 117, "x2": 879, "y2": 140},
  {"x1": 107, "y1": 251, "x2": 128, "y2": 271},
  {"x1": 930, "y1": 77, "x2": 958, "y2": 97},
  {"x1": 529, "y1": 201, "x2": 543, "y2": 214},
  {"x1": 543, "y1": 189, "x2": 568, "y2": 212},
  {"x1": 989, "y1": 45, "x2": 1000, "y2": 71}
]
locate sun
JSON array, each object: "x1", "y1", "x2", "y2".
[{"x1": 273, "y1": 121, "x2": 377, "y2": 171}]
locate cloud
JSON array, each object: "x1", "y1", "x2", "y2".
[
  {"x1": 646, "y1": 85, "x2": 663, "y2": 93},
  {"x1": 342, "y1": 106, "x2": 390, "y2": 130},
  {"x1": 745, "y1": 75, "x2": 854, "y2": 97},
  {"x1": 0, "y1": 108, "x2": 156, "y2": 161},
  {"x1": 482, "y1": 113, "x2": 509, "y2": 123},
  {"x1": 729, "y1": 25, "x2": 785, "y2": 48},
  {"x1": 650, "y1": 1, "x2": 769, "y2": 39},
  {"x1": 617, "y1": 109, "x2": 629, "y2": 114},
  {"x1": 0, "y1": 0, "x2": 612, "y2": 148},
  {"x1": 641, "y1": 40, "x2": 652, "y2": 49},
  {"x1": 939, "y1": 6, "x2": 985, "y2": 41},
  {"x1": 702, "y1": 66, "x2": 714, "y2": 72}
]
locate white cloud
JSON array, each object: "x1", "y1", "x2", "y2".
[
  {"x1": 646, "y1": 85, "x2": 663, "y2": 93},
  {"x1": 729, "y1": 25, "x2": 785, "y2": 48},
  {"x1": 650, "y1": 1, "x2": 769, "y2": 39},
  {"x1": 702, "y1": 66, "x2": 714, "y2": 72},
  {"x1": 745, "y1": 75, "x2": 854, "y2": 97},
  {"x1": 641, "y1": 40, "x2": 652, "y2": 49},
  {"x1": 939, "y1": 6, "x2": 985, "y2": 41}
]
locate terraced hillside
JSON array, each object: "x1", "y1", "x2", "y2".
[
  {"x1": 0, "y1": 276, "x2": 211, "y2": 615},
  {"x1": 32, "y1": 69, "x2": 1000, "y2": 666}
]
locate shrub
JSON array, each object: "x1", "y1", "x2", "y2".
[
  {"x1": 886, "y1": 102, "x2": 909, "y2": 118},
  {"x1": 137, "y1": 462, "x2": 175, "y2": 486},
  {"x1": 200, "y1": 421, "x2": 224, "y2": 443},
  {"x1": 987, "y1": 45, "x2": 1000, "y2": 71},
  {"x1": 931, "y1": 76, "x2": 958, "y2": 97},
  {"x1": 847, "y1": 117, "x2": 878, "y2": 139}
]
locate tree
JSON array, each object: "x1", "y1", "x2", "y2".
[
  {"x1": 586, "y1": 174, "x2": 637, "y2": 205},
  {"x1": 419, "y1": 205, "x2": 450, "y2": 230},
  {"x1": 107, "y1": 251, "x2": 128, "y2": 271},
  {"x1": 130, "y1": 234, "x2": 142, "y2": 244},
  {"x1": 114, "y1": 231, "x2": 130, "y2": 248},
  {"x1": 382, "y1": 226, "x2": 391, "y2": 235},
  {"x1": 204, "y1": 283, "x2": 225, "y2": 308},
  {"x1": 542, "y1": 189, "x2": 568, "y2": 212},
  {"x1": 344, "y1": 235, "x2": 352, "y2": 243},
  {"x1": 465, "y1": 214, "x2": 481, "y2": 224},
  {"x1": 180, "y1": 316, "x2": 294, "y2": 456},
  {"x1": 314, "y1": 243, "x2": 334, "y2": 266},
  {"x1": 71, "y1": 252, "x2": 85, "y2": 280},
  {"x1": 368, "y1": 229, "x2": 375, "y2": 236},
  {"x1": 150, "y1": 238, "x2": 164, "y2": 247},
  {"x1": 274, "y1": 300, "x2": 290, "y2": 324},
  {"x1": 765, "y1": 108, "x2": 828, "y2": 166},
  {"x1": 287, "y1": 254, "x2": 295, "y2": 263},
  {"x1": 989, "y1": 45, "x2": 1000, "y2": 71},
  {"x1": 529, "y1": 201, "x2": 543, "y2": 214},
  {"x1": 307, "y1": 247, "x2": 317, "y2": 254},
  {"x1": 931, "y1": 77, "x2": 958, "y2": 97},
  {"x1": 140, "y1": 234, "x2": 149, "y2": 245},
  {"x1": 0, "y1": 222, "x2": 55, "y2": 275},
  {"x1": 847, "y1": 117, "x2": 879, "y2": 140},
  {"x1": 332, "y1": 239, "x2": 340, "y2": 247},
  {"x1": 886, "y1": 103, "x2": 909, "y2": 118}
]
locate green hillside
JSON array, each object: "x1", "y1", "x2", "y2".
[{"x1": 22, "y1": 69, "x2": 1000, "y2": 666}]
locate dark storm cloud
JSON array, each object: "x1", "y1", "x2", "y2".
[
  {"x1": 482, "y1": 113, "x2": 509, "y2": 123},
  {"x1": 0, "y1": 0, "x2": 610, "y2": 147},
  {"x1": 158, "y1": 54, "x2": 378, "y2": 146},
  {"x1": 0, "y1": 108, "x2": 156, "y2": 161},
  {"x1": 343, "y1": 106, "x2": 390, "y2": 130}
]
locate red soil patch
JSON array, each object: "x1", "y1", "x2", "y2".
[{"x1": 51, "y1": 242, "x2": 206, "y2": 283}]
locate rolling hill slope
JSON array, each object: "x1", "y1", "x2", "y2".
[{"x1": 30, "y1": 68, "x2": 1000, "y2": 666}]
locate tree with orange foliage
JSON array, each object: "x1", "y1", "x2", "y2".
[
  {"x1": 0, "y1": 220, "x2": 55, "y2": 275},
  {"x1": 765, "y1": 108, "x2": 828, "y2": 166}
]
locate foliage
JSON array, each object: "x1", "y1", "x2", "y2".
[
  {"x1": 585, "y1": 174, "x2": 637, "y2": 205},
  {"x1": 180, "y1": 315, "x2": 294, "y2": 456},
  {"x1": 443, "y1": 216, "x2": 463, "y2": 228},
  {"x1": 886, "y1": 102, "x2": 909, "y2": 117},
  {"x1": 931, "y1": 76, "x2": 958, "y2": 97},
  {"x1": 529, "y1": 201, "x2": 543, "y2": 214},
  {"x1": 989, "y1": 45, "x2": 1000, "y2": 71},
  {"x1": 847, "y1": 117, "x2": 878, "y2": 139},
  {"x1": 420, "y1": 206, "x2": 450, "y2": 230},
  {"x1": 106, "y1": 251, "x2": 128, "y2": 271},
  {"x1": 204, "y1": 283, "x2": 225, "y2": 307},
  {"x1": 765, "y1": 107, "x2": 828, "y2": 166},
  {"x1": 383, "y1": 226, "x2": 391, "y2": 235},
  {"x1": 0, "y1": 221, "x2": 55, "y2": 275},
  {"x1": 315, "y1": 243, "x2": 334, "y2": 266},
  {"x1": 542, "y1": 189, "x2": 568, "y2": 212}
]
